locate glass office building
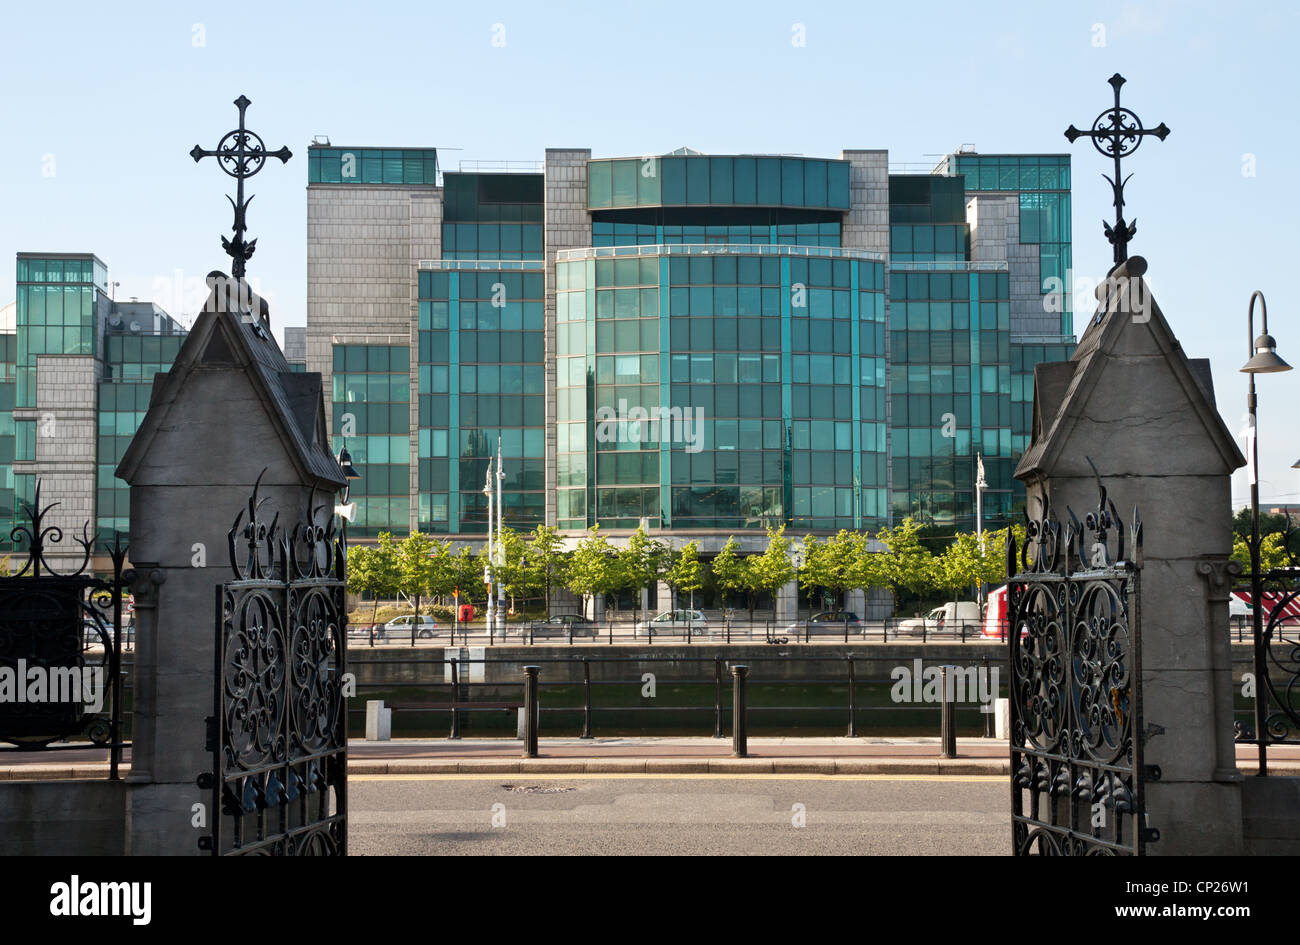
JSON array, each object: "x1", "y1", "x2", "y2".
[
  {"x1": 2, "y1": 253, "x2": 185, "y2": 566},
  {"x1": 306, "y1": 145, "x2": 1075, "y2": 543}
]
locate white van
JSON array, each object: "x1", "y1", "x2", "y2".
[{"x1": 897, "y1": 601, "x2": 982, "y2": 637}]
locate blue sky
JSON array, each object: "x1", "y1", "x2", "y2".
[{"x1": 2, "y1": 0, "x2": 1297, "y2": 508}]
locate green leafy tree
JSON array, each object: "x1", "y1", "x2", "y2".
[
  {"x1": 741, "y1": 526, "x2": 796, "y2": 619},
  {"x1": 495, "y1": 527, "x2": 530, "y2": 615},
  {"x1": 565, "y1": 525, "x2": 620, "y2": 617},
  {"x1": 527, "y1": 525, "x2": 568, "y2": 618},
  {"x1": 348, "y1": 532, "x2": 401, "y2": 633},
  {"x1": 448, "y1": 545, "x2": 485, "y2": 619},
  {"x1": 396, "y1": 531, "x2": 439, "y2": 623},
  {"x1": 665, "y1": 541, "x2": 704, "y2": 611},
  {"x1": 935, "y1": 531, "x2": 986, "y2": 600},
  {"x1": 876, "y1": 516, "x2": 936, "y2": 608},
  {"x1": 799, "y1": 530, "x2": 860, "y2": 611},
  {"x1": 1232, "y1": 531, "x2": 1289, "y2": 573},
  {"x1": 710, "y1": 536, "x2": 746, "y2": 612},
  {"x1": 619, "y1": 524, "x2": 669, "y2": 625}
]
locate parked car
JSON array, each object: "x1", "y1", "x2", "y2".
[
  {"x1": 528, "y1": 614, "x2": 599, "y2": 638},
  {"x1": 81, "y1": 618, "x2": 136, "y2": 650},
  {"x1": 785, "y1": 611, "x2": 862, "y2": 636},
  {"x1": 381, "y1": 614, "x2": 440, "y2": 639},
  {"x1": 635, "y1": 609, "x2": 708, "y2": 638},
  {"x1": 897, "y1": 600, "x2": 981, "y2": 637}
]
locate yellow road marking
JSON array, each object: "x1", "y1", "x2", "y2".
[{"x1": 351, "y1": 773, "x2": 1005, "y2": 783}]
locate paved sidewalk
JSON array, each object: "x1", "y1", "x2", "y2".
[{"x1": 3, "y1": 736, "x2": 1297, "y2": 779}]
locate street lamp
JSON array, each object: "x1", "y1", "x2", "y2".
[
  {"x1": 335, "y1": 445, "x2": 363, "y2": 640},
  {"x1": 1240, "y1": 289, "x2": 1290, "y2": 776},
  {"x1": 975, "y1": 453, "x2": 988, "y2": 608}
]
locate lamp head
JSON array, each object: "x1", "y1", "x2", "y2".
[
  {"x1": 1241, "y1": 333, "x2": 1291, "y2": 374},
  {"x1": 336, "y1": 447, "x2": 361, "y2": 481}
]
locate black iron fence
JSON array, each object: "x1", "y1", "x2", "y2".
[
  {"x1": 346, "y1": 653, "x2": 1009, "y2": 740},
  {"x1": 1233, "y1": 564, "x2": 1300, "y2": 774},
  {"x1": 0, "y1": 482, "x2": 133, "y2": 779},
  {"x1": 346, "y1": 616, "x2": 1014, "y2": 647}
]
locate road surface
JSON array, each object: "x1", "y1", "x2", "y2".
[{"x1": 348, "y1": 774, "x2": 1008, "y2": 855}]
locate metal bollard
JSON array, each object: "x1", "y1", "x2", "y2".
[
  {"x1": 713, "y1": 657, "x2": 724, "y2": 738},
  {"x1": 449, "y1": 658, "x2": 462, "y2": 740},
  {"x1": 732, "y1": 664, "x2": 749, "y2": 758},
  {"x1": 982, "y1": 655, "x2": 993, "y2": 738},
  {"x1": 940, "y1": 665, "x2": 956, "y2": 759},
  {"x1": 522, "y1": 665, "x2": 539, "y2": 758},
  {"x1": 846, "y1": 655, "x2": 857, "y2": 737},
  {"x1": 580, "y1": 657, "x2": 593, "y2": 739}
]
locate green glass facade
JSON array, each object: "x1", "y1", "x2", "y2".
[
  {"x1": 307, "y1": 147, "x2": 438, "y2": 185},
  {"x1": 950, "y1": 153, "x2": 1073, "y2": 338},
  {"x1": 588, "y1": 156, "x2": 851, "y2": 210},
  {"x1": 0, "y1": 334, "x2": 15, "y2": 550},
  {"x1": 96, "y1": 331, "x2": 185, "y2": 544},
  {"x1": 14, "y1": 254, "x2": 105, "y2": 408},
  {"x1": 441, "y1": 172, "x2": 543, "y2": 260},
  {"x1": 306, "y1": 146, "x2": 1076, "y2": 543},
  {"x1": 416, "y1": 267, "x2": 547, "y2": 534},
  {"x1": 557, "y1": 242, "x2": 886, "y2": 533},
  {"x1": 888, "y1": 268, "x2": 1010, "y2": 524},
  {"x1": 331, "y1": 344, "x2": 411, "y2": 539}
]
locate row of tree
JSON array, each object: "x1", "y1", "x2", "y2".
[{"x1": 346, "y1": 516, "x2": 1026, "y2": 623}]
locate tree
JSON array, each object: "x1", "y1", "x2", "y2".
[
  {"x1": 799, "y1": 530, "x2": 859, "y2": 611},
  {"x1": 935, "y1": 531, "x2": 986, "y2": 600},
  {"x1": 495, "y1": 526, "x2": 530, "y2": 615},
  {"x1": 619, "y1": 524, "x2": 669, "y2": 625},
  {"x1": 347, "y1": 532, "x2": 400, "y2": 636},
  {"x1": 448, "y1": 545, "x2": 485, "y2": 617},
  {"x1": 665, "y1": 541, "x2": 704, "y2": 611},
  {"x1": 1232, "y1": 531, "x2": 1290, "y2": 574},
  {"x1": 741, "y1": 526, "x2": 796, "y2": 620},
  {"x1": 710, "y1": 536, "x2": 746, "y2": 613},
  {"x1": 395, "y1": 532, "x2": 439, "y2": 624},
  {"x1": 565, "y1": 525, "x2": 620, "y2": 618},
  {"x1": 527, "y1": 525, "x2": 568, "y2": 618},
  {"x1": 876, "y1": 517, "x2": 936, "y2": 608}
]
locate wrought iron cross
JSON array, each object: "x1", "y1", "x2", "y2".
[
  {"x1": 1065, "y1": 73, "x2": 1169, "y2": 266},
  {"x1": 190, "y1": 95, "x2": 291, "y2": 280}
]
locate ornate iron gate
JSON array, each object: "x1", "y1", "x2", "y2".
[
  {"x1": 1008, "y1": 472, "x2": 1158, "y2": 855},
  {"x1": 0, "y1": 483, "x2": 131, "y2": 776},
  {"x1": 200, "y1": 474, "x2": 348, "y2": 855}
]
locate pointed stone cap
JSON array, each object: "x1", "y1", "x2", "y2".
[
  {"x1": 116, "y1": 271, "x2": 346, "y2": 489},
  {"x1": 1016, "y1": 256, "x2": 1245, "y2": 483}
]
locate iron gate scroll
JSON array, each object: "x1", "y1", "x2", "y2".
[
  {"x1": 0, "y1": 482, "x2": 131, "y2": 776},
  {"x1": 1008, "y1": 469, "x2": 1158, "y2": 855},
  {"x1": 200, "y1": 474, "x2": 348, "y2": 855}
]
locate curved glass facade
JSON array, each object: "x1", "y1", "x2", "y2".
[
  {"x1": 556, "y1": 245, "x2": 885, "y2": 533},
  {"x1": 588, "y1": 156, "x2": 851, "y2": 211}
]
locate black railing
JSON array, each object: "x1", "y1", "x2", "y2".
[
  {"x1": 0, "y1": 480, "x2": 133, "y2": 779},
  {"x1": 345, "y1": 653, "x2": 1009, "y2": 740},
  {"x1": 346, "y1": 615, "x2": 1011, "y2": 647}
]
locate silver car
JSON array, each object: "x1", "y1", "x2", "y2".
[{"x1": 635, "y1": 609, "x2": 709, "y2": 639}]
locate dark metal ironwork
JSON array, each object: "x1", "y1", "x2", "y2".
[
  {"x1": 1234, "y1": 513, "x2": 1300, "y2": 767},
  {"x1": 190, "y1": 95, "x2": 292, "y2": 281},
  {"x1": 0, "y1": 481, "x2": 132, "y2": 778},
  {"x1": 201, "y1": 470, "x2": 347, "y2": 855},
  {"x1": 1065, "y1": 73, "x2": 1170, "y2": 266},
  {"x1": 1008, "y1": 461, "x2": 1156, "y2": 855}
]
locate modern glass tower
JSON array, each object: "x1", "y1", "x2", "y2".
[
  {"x1": 1, "y1": 253, "x2": 185, "y2": 569},
  {"x1": 305, "y1": 146, "x2": 1075, "y2": 544}
]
